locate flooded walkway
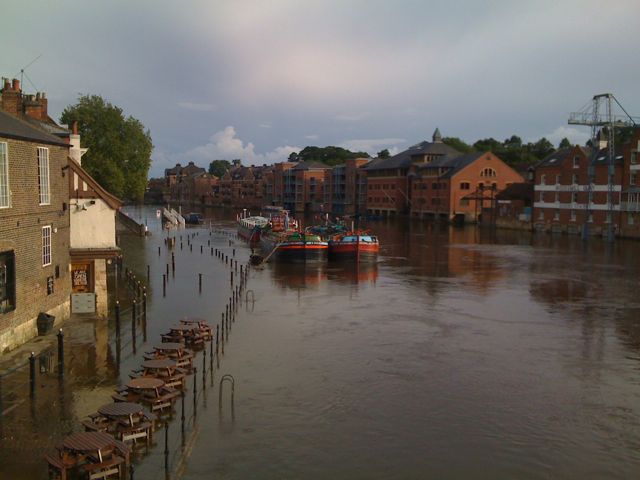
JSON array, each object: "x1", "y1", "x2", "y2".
[{"x1": 2, "y1": 207, "x2": 640, "y2": 479}]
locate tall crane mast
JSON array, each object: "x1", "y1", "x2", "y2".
[{"x1": 568, "y1": 94, "x2": 637, "y2": 241}]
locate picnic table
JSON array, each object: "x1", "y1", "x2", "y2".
[
  {"x1": 163, "y1": 324, "x2": 208, "y2": 346},
  {"x1": 97, "y1": 402, "x2": 152, "y2": 446},
  {"x1": 140, "y1": 358, "x2": 185, "y2": 389},
  {"x1": 47, "y1": 431, "x2": 127, "y2": 480},
  {"x1": 153, "y1": 342, "x2": 194, "y2": 369}
]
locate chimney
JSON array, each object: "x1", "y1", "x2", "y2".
[
  {"x1": 23, "y1": 91, "x2": 49, "y2": 121},
  {"x1": 1, "y1": 78, "x2": 22, "y2": 116},
  {"x1": 69, "y1": 121, "x2": 88, "y2": 166}
]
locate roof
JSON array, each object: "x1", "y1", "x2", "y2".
[
  {"x1": 292, "y1": 160, "x2": 331, "y2": 170},
  {"x1": 0, "y1": 110, "x2": 69, "y2": 147},
  {"x1": 417, "y1": 152, "x2": 483, "y2": 179},
  {"x1": 495, "y1": 182, "x2": 533, "y2": 201},
  {"x1": 22, "y1": 116, "x2": 70, "y2": 137},
  {"x1": 537, "y1": 146, "x2": 623, "y2": 168},
  {"x1": 68, "y1": 158, "x2": 123, "y2": 210},
  {"x1": 364, "y1": 139, "x2": 460, "y2": 171}
]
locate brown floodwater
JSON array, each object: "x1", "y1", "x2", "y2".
[{"x1": 1, "y1": 205, "x2": 640, "y2": 479}]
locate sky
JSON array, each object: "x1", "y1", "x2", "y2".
[{"x1": 2, "y1": 0, "x2": 639, "y2": 177}]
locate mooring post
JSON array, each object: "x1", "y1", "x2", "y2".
[
  {"x1": 132, "y1": 299, "x2": 137, "y2": 322},
  {"x1": 200, "y1": 245, "x2": 203, "y2": 254},
  {"x1": 164, "y1": 422, "x2": 169, "y2": 473},
  {"x1": 158, "y1": 246, "x2": 161, "y2": 256},
  {"x1": 181, "y1": 242, "x2": 183, "y2": 250},
  {"x1": 230, "y1": 271, "x2": 233, "y2": 285},
  {"x1": 115, "y1": 301, "x2": 121, "y2": 337},
  {"x1": 199, "y1": 273, "x2": 202, "y2": 294},
  {"x1": 166, "y1": 263, "x2": 169, "y2": 277},
  {"x1": 193, "y1": 367, "x2": 198, "y2": 420},
  {"x1": 233, "y1": 248, "x2": 235, "y2": 257},
  {"x1": 190, "y1": 244, "x2": 193, "y2": 252},
  {"x1": 216, "y1": 323, "x2": 219, "y2": 354},
  {"x1": 130, "y1": 464, "x2": 134, "y2": 480},
  {"x1": 171, "y1": 252, "x2": 175, "y2": 274},
  {"x1": 29, "y1": 352, "x2": 36, "y2": 398},
  {"x1": 147, "y1": 265, "x2": 150, "y2": 282},
  {"x1": 181, "y1": 390, "x2": 186, "y2": 445},
  {"x1": 57, "y1": 329, "x2": 64, "y2": 378},
  {"x1": 163, "y1": 274, "x2": 167, "y2": 297},
  {"x1": 143, "y1": 293, "x2": 147, "y2": 319},
  {"x1": 202, "y1": 345, "x2": 206, "y2": 384}
]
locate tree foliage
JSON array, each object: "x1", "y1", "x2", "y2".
[
  {"x1": 208, "y1": 159, "x2": 232, "y2": 177},
  {"x1": 288, "y1": 146, "x2": 369, "y2": 166},
  {"x1": 60, "y1": 95, "x2": 153, "y2": 201},
  {"x1": 377, "y1": 149, "x2": 390, "y2": 159},
  {"x1": 558, "y1": 137, "x2": 572, "y2": 149},
  {"x1": 442, "y1": 137, "x2": 473, "y2": 153}
]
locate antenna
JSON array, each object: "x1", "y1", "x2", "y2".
[{"x1": 14, "y1": 54, "x2": 42, "y2": 91}]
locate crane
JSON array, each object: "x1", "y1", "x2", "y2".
[{"x1": 568, "y1": 94, "x2": 638, "y2": 241}]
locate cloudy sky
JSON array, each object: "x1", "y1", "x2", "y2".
[{"x1": 2, "y1": 0, "x2": 639, "y2": 176}]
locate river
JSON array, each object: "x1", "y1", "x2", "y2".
[{"x1": 1, "y1": 205, "x2": 639, "y2": 479}]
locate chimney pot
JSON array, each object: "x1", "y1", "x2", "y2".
[
  {"x1": 72, "y1": 121, "x2": 78, "y2": 135},
  {"x1": 12, "y1": 79, "x2": 20, "y2": 91},
  {"x1": 3, "y1": 78, "x2": 9, "y2": 90}
]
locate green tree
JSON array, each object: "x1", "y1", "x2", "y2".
[
  {"x1": 531, "y1": 137, "x2": 554, "y2": 159},
  {"x1": 558, "y1": 137, "x2": 572, "y2": 149},
  {"x1": 377, "y1": 149, "x2": 390, "y2": 159},
  {"x1": 60, "y1": 95, "x2": 153, "y2": 201},
  {"x1": 473, "y1": 137, "x2": 502, "y2": 152},
  {"x1": 208, "y1": 159, "x2": 232, "y2": 177},
  {"x1": 443, "y1": 137, "x2": 473, "y2": 153},
  {"x1": 293, "y1": 146, "x2": 369, "y2": 166}
]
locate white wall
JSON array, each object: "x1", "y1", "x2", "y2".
[{"x1": 70, "y1": 198, "x2": 117, "y2": 248}]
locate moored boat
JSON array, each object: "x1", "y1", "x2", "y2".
[
  {"x1": 260, "y1": 230, "x2": 328, "y2": 262},
  {"x1": 237, "y1": 215, "x2": 269, "y2": 243},
  {"x1": 328, "y1": 233, "x2": 379, "y2": 261}
]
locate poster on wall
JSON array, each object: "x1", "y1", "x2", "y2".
[{"x1": 71, "y1": 263, "x2": 91, "y2": 293}]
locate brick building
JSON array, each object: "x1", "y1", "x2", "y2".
[
  {"x1": 410, "y1": 151, "x2": 524, "y2": 223},
  {"x1": 0, "y1": 110, "x2": 72, "y2": 351},
  {"x1": 219, "y1": 162, "x2": 270, "y2": 209},
  {"x1": 533, "y1": 143, "x2": 624, "y2": 235},
  {"x1": 324, "y1": 158, "x2": 369, "y2": 215},
  {"x1": 164, "y1": 161, "x2": 206, "y2": 187},
  {"x1": 281, "y1": 161, "x2": 331, "y2": 213},
  {"x1": 618, "y1": 128, "x2": 640, "y2": 238},
  {"x1": 364, "y1": 129, "x2": 460, "y2": 216}
]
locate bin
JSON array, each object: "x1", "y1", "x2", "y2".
[{"x1": 36, "y1": 312, "x2": 55, "y2": 336}]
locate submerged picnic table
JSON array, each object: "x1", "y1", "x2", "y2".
[
  {"x1": 153, "y1": 342, "x2": 194, "y2": 369},
  {"x1": 140, "y1": 358, "x2": 185, "y2": 389}
]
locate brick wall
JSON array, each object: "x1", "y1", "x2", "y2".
[{"x1": 0, "y1": 136, "x2": 71, "y2": 352}]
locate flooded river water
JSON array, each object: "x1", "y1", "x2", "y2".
[{"x1": 1, "y1": 206, "x2": 640, "y2": 479}]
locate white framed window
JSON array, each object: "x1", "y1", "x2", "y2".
[
  {"x1": 570, "y1": 210, "x2": 576, "y2": 221},
  {"x1": 588, "y1": 213, "x2": 594, "y2": 223},
  {"x1": 540, "y1": 174, "x2": 546, "y2": 185},
  {"x1": 42, "y1": 226, "x2": 52, "y2": 266},
  {"x1": 0, "y1": 142, "x2": 9, "y2": 208},
  {"x1": 554, "y1": 210, "x2": 560, "y2": 220},
  {"x1": 631, "y1": 173, "x2": 637, "y2": 186},
  {"x1": 555, "y1": 174, "x2": 561, "y2": 185},
  {"x1": 628, "y1": 214, "x2": 634, "y2": 226},
  {"x1": 38, "y1": 147, "x2": 50, "y2": 205},
  {"x1": 572, "y1": 173, "x2": 578, "y2": 185},
  {"x1": 573, "y1": 156, "x2": 580, "y2": 168},
  {"x1": 538, "y1": 210, "x2": 544, "y2": 220}
]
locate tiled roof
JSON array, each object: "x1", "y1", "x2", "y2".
[
  {"x1": 364, "y1": 139, "x2": 460, "y2": 170},
  {"x1": 292, "y1": 160, "x2": 331, "y2": 170},
  {"x1": 417, "y1": 152, "x2": 482, "y2": 179},
  {"x1": 0, "y1": 110, "x2": 68, "y2": 146}
]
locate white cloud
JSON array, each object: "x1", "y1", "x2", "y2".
[
  {"x1": 181, "y1": 126, "x2": 300, "y2": 165},
  {"x1": 305, "y1": 134, "x2": 319, "y2": 140},
  {"x1": 177, "y1": 101, "x2": 217, "y2": 112},
  {"x1": 542, "y1": 126, "x2": 591, "y2": 147},
  {"x1": 259, "y1": 123, "x2": 272, "y2": 129},
  {"x1": 339, "y1": 138, "x2": 406, "y2": 155},
  {"x1": 334, "y1": 112, "x2": 370, "y2": 122}
]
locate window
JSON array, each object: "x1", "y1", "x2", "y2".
[
  {"x1": 606, "y1": 212, "x2": 612, "y2": 224},
  {"x1": 460, "y1": 182, "x2": 470, "y2": 190},
  {"x1": 555, "y1": 174, "x2": 561, "y2": 185},
  {"x1": 481, "y1": 168, "x2": 496, "y2": 178},
  {"x1": 0, "y1": 142, "x2": 9, "y2": 208},
  {"x1": 572, "y1": 192, "x2": 578, "y2": 203},
  {"x1": 632, "y1": 152, "x2": 638, "y2": 165},
  {"x1": 572, "y1": 173, "x2": 578, "y2": 185},
  {"x1": 432, "y1": 182, "x2": 438, "y2": 190},
  {"x1": 38, "y1": 147, "x2": 50, "y2": 205},
  {"x1": 554, "y1": 192, "x2": 559, "y2": 203},
  {"x1": 0, "y1": 251, "x2": 16, "y2": 313},
  {"x1": 538, "y1": 210, "x2": 544, "y2": 220},
  {"x1": 570, "y1": 210, "x2": 576, "y2": 221},
  {"x1": 554, "y1": 210, "x2": 560, "y2": 220},
  {"x1": 540, "y1": 174, "x2": 546, "y2": 185},
  {"x1": 631, "y1": 173, "x2": 637, "y2": 186},
  {"x1": 588, "y1": 213, "x2": 594, "y2": 223},
  {"x1": 573, "y1": 156, "x2": 580, "y2": 168},
  {"x1": 42, "y1": 226, "x2": 52, "y2": 266},
  {"x1": 629, "y1": 214, "x2": 635, "y2": 226}
]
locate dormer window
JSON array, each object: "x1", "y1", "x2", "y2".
[
  {"x1": 481, "y1": 168, "x2": 496, "y2": 178},
  {"x1": 573, "y1": 156, "x2": 580, "y2": 168}
]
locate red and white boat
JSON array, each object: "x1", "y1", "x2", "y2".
[{"x1": 328, "y1": 233, "x2": 379, "y2": 261}]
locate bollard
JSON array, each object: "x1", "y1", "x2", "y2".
[
  {"x1": 181, "y1": 242, "x2": 183, "y2": 250},
  {"x1": 158, "y1": 246, "x2": 161, "y2": 256},
  {"x1": 211, "y1": 247, "x2": 213, "y2": 256},
  {"x1": 190, "y1": 244, "x2": 193, "y2": 252},
  {"x1": 143, "y1": 293, "x2": 147, "y2": 319},
  {"x1": 132, "y1": 299, "x2": 137, "y2": 322},
  {"x1": 202, "y1": 345, "x2": 206, "y2": 384},
  {"x1": 230, "y1": 271, "x2": 233, "y2": 285},
  {"x1": 166, "y1": 263, "x2": 169, "y2": 277},
  {"x1": 199, "y1": 273, "x2": 202, "y2": 294},
  {"x1": 164, "y1": 423, "x2": 169, "y2": 473},
  {"x1": 208, "y1": 240, "x2": 210, "y2": 246},
  {"x1": 181, "y1": 389, "x2": 186, "y2": 438},
  {"x1": 201, "y1": 245, "x2": 203, "y2": 254},
  {"x1": 216, "y1": 324, "x2": 219, "y2": 353},
  {"x1": 162, "y1": 274, "x2": 166, "y2": 297},
  {"x1": 171, "y1": 252, "x2": 175, "y2": 272},
  {"x1": 115, "y1": 301, "x2": 121, "y2": 337},
  {"x1": 29, "y1": 352, "x2": 36, "y2": 398},
  {"x1": 147, "y1": 264, "x2": 150, "y2": 281},
  {"x1": 57, "y1": 329, "x2": 64, "y2": 378},
  {"x1": 193, "y1": 367, "x2": 198, "y2": 420},
  {"x1": 233, "y1": 248, "x2": 235, "y2": 257}
]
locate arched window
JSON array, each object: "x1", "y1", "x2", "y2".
[{"x1": 481, "y1": 168, "x2": 496, "y2": 178}]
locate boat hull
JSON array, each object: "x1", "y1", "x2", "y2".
[
  {"x1": 328, "y1": 235, "x2": 379, "y2": 261},
  {"x1": 260, "y1": 235, "x2": 328, "y2": 262}
]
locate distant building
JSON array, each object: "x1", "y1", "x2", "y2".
[
  {"x1": 618, "y1": 127, "x2": 640, "y2": 238},
  {"x1": 533, "y1": 142, "x2": 624, "y2": 235},
  {"x1": 324, "y1": 158, "x2": 369, "y2": 215},
  {"x1": 410, "y1": 151, "x2": 524, "y2": 223},
  {"x1": 164, "y1": 161, "x2": 206, "y2": 187},
  {"x1": 364, "y1": 129, "x2": 460, "y2": 216},
  {"x1": 281, "y1": 161, "x2": 331, "y2": 213}
]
